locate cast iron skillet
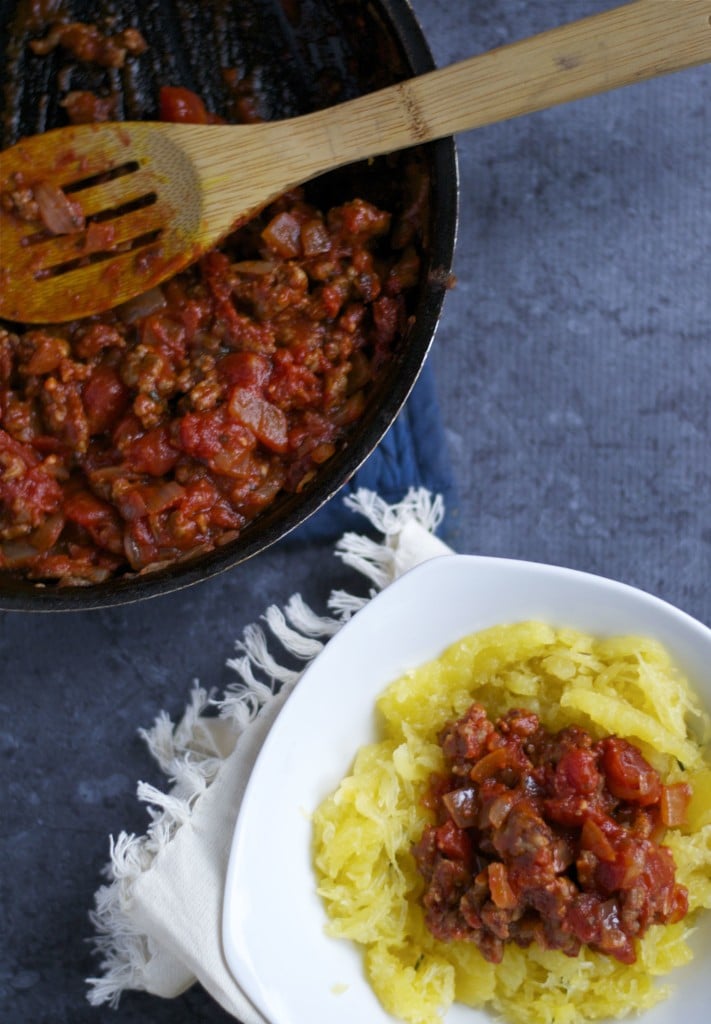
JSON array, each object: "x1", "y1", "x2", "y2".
[{"x1": 0, "y1": 0, "x2": 458, "y2": 610}]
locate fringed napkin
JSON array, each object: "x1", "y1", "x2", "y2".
[{"x1": 87, "y1": 487, "x2": 452, "y2": 1021}]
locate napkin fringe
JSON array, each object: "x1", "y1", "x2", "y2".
[
  {"x1": 87, "y1": 486, "x2": 443, "y2": 1009},
  {"x1": 334, "y1": 488, "x2": 445, "y2": 592},
  {"x1": 138, "y1": 686, "x2": 221, "y2": 774},
  {"x1": 217, "y1": 487, "x2": 443, "y2": 724},
  {"x1": 88, "y1": 832, "x2": 160, "y2": 1007}
]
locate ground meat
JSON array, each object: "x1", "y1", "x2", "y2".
[
  {"x1": 1, "y1": 18, "x2": 425, "y2": 588},
  {"x1": 0, "y1": 172, "x2": 40, "y2": 222},
  {"x1": 60, "y1": 90, "x2": 117, "y2": 124},
  {"x1": 29, "y1": 21, "x2": 147, "y2": 68},
  {"x1": 0, "y1": 102, "x2": 418, "y2": 583},
  {"x1": 413, "y1": 704, "x2": 691, "y2": 965}
]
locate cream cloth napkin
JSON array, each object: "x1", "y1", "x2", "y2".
[{"x1": 86, "y1": 488, "x2": 452, "y2": 1021}]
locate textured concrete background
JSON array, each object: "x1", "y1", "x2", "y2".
[{"x1": 1, "y1": 2, "x2": 709, "y2": 1023}]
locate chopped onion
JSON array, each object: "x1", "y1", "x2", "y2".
[
  {"x1": 117, "y1": 286, "x2": 167, "y2": 324},
  {"x1": 310, "y1": 442, "x2": 336, "y2": 465},
  {"x1": 123, "y1": 533, "x2": 146, "y2": 570},
  {"x1": 230, "y1": 260, "x2": 276, "y2": 276},
  {"x1": 1, "y1": 538, "x2": 40, "y2": 566},
  {"x1": 228, "y1": 387, "x2": 288, "y2": 454},
  {"x1": 301, "y1": 218, "x2": 331, "y2": 257},
  {"x1": 488, "y1": 862, "x2": 517, "y2": 910},
  {"x1": 660, "y1": 783, "x2": 692, "y2": 827},
  {"x1": 29, "y1": 512, "x2": 64, "y2": 552},
  {"x1": 261, "y1": 211, "x2": 301, "y2": 258},
  {"x1": 442, "y1": 787, "x2": 478, "y2": 829},
  {"x1": 34, "y1": 181, "x2": 85, "y2": 234},
  {"x1": 142, "y1": 481, "x2": 185, "y2": 514},
  {"x1": 487, "y1": 792, "x2": 517, "y2": 829}
]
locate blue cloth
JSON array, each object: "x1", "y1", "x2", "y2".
[{"x1": 287, "y1": 361, "x2": 457, "y2": 542}]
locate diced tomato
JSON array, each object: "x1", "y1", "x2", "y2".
[
  {"x1": 544, "y1": 793, "x2": 593, "y2": 827},
  {"x1": 159, "y1": 86, "x2": 217, "y2": 125},
  {"x1": 328, "y1": 198, "x2": 390, "y2": 239},
  {"x1": 228, "y1": 386, "x2": 288, "y2": 454},
  {"x1": 179, "y1": 407, "x2": 256, "y2": 476},
  {"x1": 266, "y1": 349, "x2": 321, "y2": 410},
  {"x1": 565, "y1": 893, "x2": 605, "y2": 945},
  {"x1": 0, "y1": 429, "x2": 63, "y2": 527},
  {"x1": 554, "y1": 748, "x2": 601, "y2": 796},
  {"x1": 124, "y1": 424, "x2": 180, "y2": 476},
  {"x1": 83, "y1": 364, "x2": 131, "y2": 435},
  {"x1": 63, "y1": 489, "x2": 123, "y2": 553},
  {"x1": 1, "y1": 115, "x2": 410, "y2": 582},
  {"x1": 217, "y1": 352, "x2": 271, "y2": 390},
  {"x1": 168, "y1": 478, "x2": 243, "y2": 542},
  {"x1": 435, "y1": 820, "x2": 472, "y2": 862},
  {"x1": 599, "y1": 738, "x2": 662, "y2": 806}
]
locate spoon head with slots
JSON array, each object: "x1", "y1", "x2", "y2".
[{"x1": 0, "y1": 122, "x2": 214, "y2": 324}]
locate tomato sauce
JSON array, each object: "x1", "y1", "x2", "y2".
[
  {"x1": 413, "y1": 703, "x2": 691, "y2": 965},
  {"x1": 1, "y1": 83, "x2": 423, "y2": 585}
]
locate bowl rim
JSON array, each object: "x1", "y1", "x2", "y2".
[
  {"x1": 0, "y1": 0, "x2": 459, "y2": 611},
  {"x1": 222, "y1": 552, "x2": 711, "y2": 1024}
]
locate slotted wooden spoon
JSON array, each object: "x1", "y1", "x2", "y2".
[{"x1": 1, "y1": 0, "x2": 709, "y2": 324}]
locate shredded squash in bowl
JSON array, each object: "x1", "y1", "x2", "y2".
[{"x1": 312, "y1": 621, "x2": 711, "y2": 1024}]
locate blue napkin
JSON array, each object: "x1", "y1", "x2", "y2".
[{"x1": 288, "y1": 361, "x2": 457, "y2": 542}]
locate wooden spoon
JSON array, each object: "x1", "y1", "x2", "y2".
[{"x1": 1, "y1": 0, "x2": 709, "y2": 324}]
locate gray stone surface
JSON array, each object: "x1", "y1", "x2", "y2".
[{"x1": 1, "y1": 2, "x2": 709, "y2": 1023}]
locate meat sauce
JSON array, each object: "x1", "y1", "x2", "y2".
[
  {"x1": 413, "y1": 702, "x2": 691, "y2": 965},
  {"x1": 0, "y1": 71, "x2": 424, "y2": 584}
]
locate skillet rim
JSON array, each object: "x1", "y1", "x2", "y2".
[{"x1": 0, "y1": 0, "x2": 459, "y2": 611}]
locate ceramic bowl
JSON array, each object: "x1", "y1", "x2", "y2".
[{"x1": 223, "y1": 554, "x2": 711, "y2": 1024}]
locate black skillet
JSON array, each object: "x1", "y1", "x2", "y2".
[{"x1": 0, "y1": 0, "x2": 458, "y2": 610}]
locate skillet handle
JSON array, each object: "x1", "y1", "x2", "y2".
[{"x1": 307, "y1": 0, "x2": 711, "y2": 161}]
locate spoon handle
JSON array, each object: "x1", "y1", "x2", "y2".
[{"x1": 301, "y1": 0, "x2": 711, "y2": 164}]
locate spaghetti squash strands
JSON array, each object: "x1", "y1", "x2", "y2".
[
  {"x1": 558, "y1": 690, "x2": 701, "y2": 767},
  {"x1": 312, "y1": 622, "x2": 711, "y2": 1024},
  {"x1": 685, "y1": 769, "x2": 711, "y2": 829}
]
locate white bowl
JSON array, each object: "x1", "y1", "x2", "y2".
[{"x1": 222, "y1": 554, "x2": 711, "y2": 1024}]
